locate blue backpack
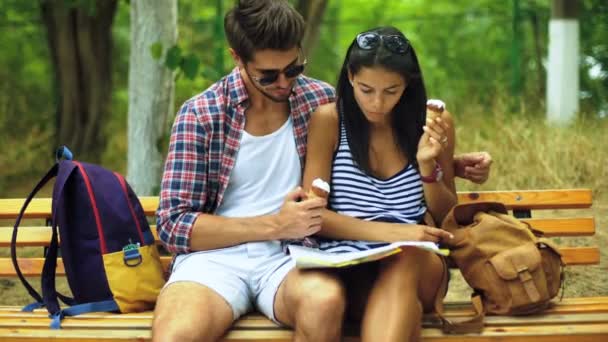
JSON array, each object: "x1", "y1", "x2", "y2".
[{"x1": 11, "y1": 146, "x2": 165, "y2": 328}]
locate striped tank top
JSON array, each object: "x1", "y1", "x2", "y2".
[{"x1": 318, "y1": 119, "x2": 427, "y2": 253}]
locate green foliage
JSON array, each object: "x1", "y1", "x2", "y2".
[
  {"x1": 149, "y1": 42, "x2": 163, "y2": 60},
  {"x1": 0, "y1": 0, "x2": 55, "y2": 194},
  {"x1": 181, "y1": 54, "x2": 201, "y2": 80},
  {"x1": 150, "y1": 43, "x2": 201, "y2": 80},
  {"x1": 165, "y1": 45, "x2": 182, "y2": 70},
  {"x1": 580, "y1": 0, "x2": 608, "y2": 116},
  {"x1": 1, "y1": 0, "x2": 607, "y2": 196}
]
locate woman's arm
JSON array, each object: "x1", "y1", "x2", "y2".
[
  {"x1": 319, "y1": 209, "x2": 450, "y2": 243},
  {"x1": 301, "y1": 103, "x2": 339, "y2": 194},
  {"x1": 417, "y1": 109, "x2": 458, "y2": 224}
]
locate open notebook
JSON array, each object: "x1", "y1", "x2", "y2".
[{"x1": 287, "y1": 241, "x2": 450, "y2": 269}]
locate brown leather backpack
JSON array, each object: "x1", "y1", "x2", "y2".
[{"x1": 434, "y1": 202, "x2": 564, "y2": 333}]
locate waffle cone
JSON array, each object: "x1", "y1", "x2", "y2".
[{"x1": 308, "y1": 186, "x2": 329, "y2": 199}]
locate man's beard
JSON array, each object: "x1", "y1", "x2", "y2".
[{"x1": 250, "y1": 79, "x2": 292, "y2": 103}]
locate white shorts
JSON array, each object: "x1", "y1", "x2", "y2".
[{"x1": 164, "y1": 240, "x2": 295, "y2": 323}]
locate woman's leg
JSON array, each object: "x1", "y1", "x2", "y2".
[{"x1": 360, "y1": 247, "x2": 446, "y2": 342}]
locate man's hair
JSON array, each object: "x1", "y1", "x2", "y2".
[{"x1": 224, "y1": 0, "x2": 305, "y2": 63}]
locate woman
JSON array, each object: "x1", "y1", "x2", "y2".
[{"x1": 302, "y1": 26, "x2": 456, "y2": 341}]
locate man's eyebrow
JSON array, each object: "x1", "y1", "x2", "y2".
[
  {"x1": 358, "y1": 81, "x2": 402, "y2": 90},
  {"x1": 256, "y1": 55, "x2": 299, "y2": 73}
]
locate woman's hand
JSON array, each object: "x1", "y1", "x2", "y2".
[{"x1": 417, "y1": 106, "x2": 450, "y2": 164}]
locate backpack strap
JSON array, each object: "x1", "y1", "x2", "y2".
[
  {"x1": 41, "y1": 211, "x2": 63, "y2": 315},
  {"x1": 50, "y1": 299, "x2": 119, "y2": 329},
  {"x1": 41, "y1": 161, "x2": 78, "y2": 316},
  {"x1": 11, "y1": 163, "x2": 59, "y2": 309},
  {"x1": 434, "y1": 256, "x2": 485, "y2": 334}
]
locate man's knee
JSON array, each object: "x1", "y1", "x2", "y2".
[
  {"x1": 153, "y1": 300, "x2": 203, "y2": 342},
  {"x1": 153, "y1": 319, "x2": 202, "y2": 342},
  {"x1": 152, "y1": 282, "x2": 234, "y2": 342},
  {"x1": 297, "y1": 272, "x2": 346, "y2": 318}
]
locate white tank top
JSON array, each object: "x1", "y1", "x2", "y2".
[{"x1": 215, "y1": 116, "x2": 301, "y2": 217}]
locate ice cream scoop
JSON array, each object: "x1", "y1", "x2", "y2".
[
  {"x1": 426, "y1": 99, "x2": 445, "y2": 111},
  {"x1": 308, "y1": 178, "x2": 330, "y2": 199}
]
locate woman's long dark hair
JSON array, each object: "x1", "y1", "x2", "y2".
[{"x1": 336, "y1": 26, "x2": 427, "y2": 175}]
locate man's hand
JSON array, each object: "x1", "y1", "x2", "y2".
[
  {"x1": 454, "y1": 151, "x2": 492, "y2": 184},
  {"x1": 275, "y1": 187, "x2": 326, "y2": 240}
]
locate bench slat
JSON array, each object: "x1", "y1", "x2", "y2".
[
  {"x1": 0, "y1": 227, "x2": 162, "y2": 247},
  {"x1": 0, "y1": 217, "x2": 595, "y2": 248},
  {"x1": 0, "y1": 324, "x2": 607, "y2": 341},
  {"x1": 1, "y1": 312, "x2": 608, "y2": 330},
  {"x1": 2, "y1": 296, "x2": 607, "y2": 318},
  {"x1": 0, "y1": 246, "x2": 599, "y2": 277},
  {"x1": 0, "y1": 199, "x2": 52, "y2": 220},
  {"x1": 0, "y1": 328, "x2": 300, "y2": 341},
  {"x1": 0, "y1": 189, "x2": 592, "y2": 220},
  {"x1": 559, "y1": 247, "x2": 600, "y2": 265},
  {"x1": 521, "y1": 218, "x2": 595, "y2": 236},
  {"x1": 0, "y1": 298, "x2": 606, "y2": 340},
  {"x1": 457, "y1": 189, "x2": 593, "y2": 209},
  {"x1": 0, "y1": 197, "x2": 157, "y2": 220}
]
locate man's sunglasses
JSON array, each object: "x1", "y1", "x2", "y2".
[
  {"x1": 355, "y1": 32, "x2": 410, "y2": 54},
  {"x1": 250, "y1": 59, "x2": 307, "y2": 86}
]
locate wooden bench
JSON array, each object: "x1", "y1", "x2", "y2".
[{"x1": 0, "y1": 189, "x2": 606, "y2": 341}]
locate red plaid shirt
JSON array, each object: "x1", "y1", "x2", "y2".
[{"x1": 156, "y1": 67, "x2": 335, "y2": 254}]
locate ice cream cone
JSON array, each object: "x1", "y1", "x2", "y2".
[{"x1": 308, "y1": 178, "x2": 330, "y2": 199}]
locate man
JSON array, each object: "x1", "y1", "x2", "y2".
[
  {"x1": 153, "y1": 1, "x2": 491, "y2": 341},
  {"x1": 153, "y1": 1, "x2": 343, "y2": 341}
]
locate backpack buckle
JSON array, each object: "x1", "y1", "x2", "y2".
[{"x1": 122, "y1": 241, "x2": 142, "y2": 267}]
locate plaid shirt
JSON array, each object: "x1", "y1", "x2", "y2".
[{"x1": 156, "y1": 67, "x2": 335, "y2": 254}]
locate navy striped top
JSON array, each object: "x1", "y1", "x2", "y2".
[{"x1": 318, "y1": 119, "x2": 427, "y2": 253}]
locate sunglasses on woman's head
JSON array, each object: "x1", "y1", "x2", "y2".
[
  {"x1": 355, "y1": 32, "x2": 410, "y2": 54},
  {"x1": 250, "y1": 59, "x2": 307, "y2": 86}
]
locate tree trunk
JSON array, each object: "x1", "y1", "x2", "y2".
[
  {"x1": 127, "y1": 0, "x2": 177, "y2": 195},
  {"x1": 296, "y1": 0, "x2": 329, "y2": 57},
  {"x1": 40, "y1": 0, "x2": 116, "y2": 162},
  {"x1": 529, "y1": 11, "x2": 545, "y2": 99},
  {"x1": 547, "y1": 0, "x2": 579, "y2": 125}
]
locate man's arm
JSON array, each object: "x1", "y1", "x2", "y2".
[
  {"x1": 156, "y1": 101, "x2": 325, "y2": 253},
  {"x1": 187, "y1": 188, "x2": 325, "y2": 251},
  {"x1": 187, "y1": 214, "x2": 276, "y2": 250},
  {"x1": 453, "y1": 151, "x2": 493, "y2": 184}
]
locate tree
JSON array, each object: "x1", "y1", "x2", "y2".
[
  {"x1": 126, "y1": 0, "x2": 177, "y2": 195},
  {"x1": 546, "y1": 0, "x2": 580, "y2": 124},
  {"x1": 40, "y1": 0, "x2": 117, "y2": 161},
  {"x1": 295, "y1": 0, "x2": 329, "y2": 57}
]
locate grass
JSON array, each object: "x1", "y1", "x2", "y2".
[
  {"x1": 1, "y1": 106, "x2": 607, "y2": 305},
  {"x1": 446, "y1": 105, "x2": 608, "y2": 301}
]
